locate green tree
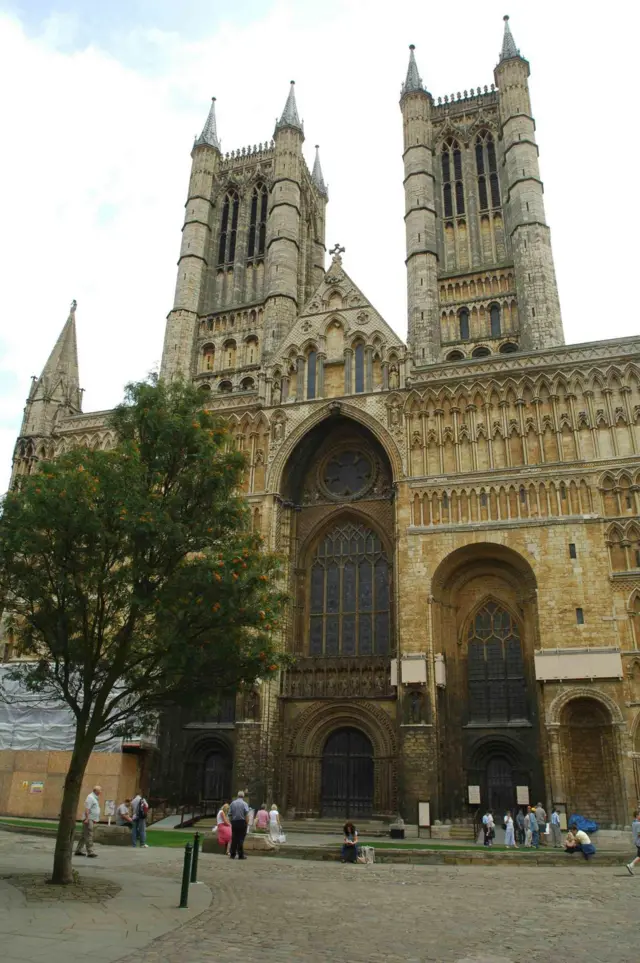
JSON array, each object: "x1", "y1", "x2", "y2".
[{"x1": 0, "y1": 378, "x2": 285, "y2": 884}]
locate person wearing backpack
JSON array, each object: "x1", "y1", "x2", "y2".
[{"x1": 131, "y1": 791, "x2": 149, "y2": 848}]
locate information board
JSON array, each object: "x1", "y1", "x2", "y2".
[
  {"x1": 468, "y1": 785, "x2": 481, "y2": 805},
  {"x1": 418, "y1": 801, "x2": 431, "y2": 827},
  {"x1": 516, "y1": 785, "x2": 530, "y2": 805}
]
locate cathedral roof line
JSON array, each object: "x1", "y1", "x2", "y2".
[
  {"x1": 312, "y1": 145, "x2": 328, "y2": 196},
  {"x1": 401, "y1": 44, "x2": 426, "y2": 97},
  {"x1": 275, "y1": 80, "x2": 303, "y2": 134},
  {"x1": 498, "y1": 14, "x2": 521, "y2": 63},
  {"x1": 194, "y1": 96, "x2": 221, "y2": 150}
]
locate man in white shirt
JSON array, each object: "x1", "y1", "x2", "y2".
[{"x1": 75, "y1": 784, "x2": 102, "y2": 858}]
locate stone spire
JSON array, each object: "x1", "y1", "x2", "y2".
[
  {"x1": 499, "y1": 14, "x2": 520, "y2": 62},
  {"x1": 194, "y1": 96, "x2": 220, "y2": 150},
  {"x1": 312, "y1": 145, "x2": 327, "y2": 196},
  {"x1": 36, "y1": 300, "x2": 80, "y2": 403},
  {"x1": 15, "y1": 300, "x2": 82, "y2": 457},
  {"x1": 275, "y1": 81, "x2": 303, "y2": 133},
  {"x1": 401, "y1": 45, "x2": 425, "y2": 97}
]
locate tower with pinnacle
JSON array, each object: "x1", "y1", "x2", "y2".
[
  {"x1": 401, "y1": 15, "x2": 563, "y2": 367},
  {"x1": 161, "y1": 83, "x2": 328, "y2": 388}
]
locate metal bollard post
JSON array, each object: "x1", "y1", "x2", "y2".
[
  {"x1": 190, "y1": 832, "x2": 201, "y2": 884},
  {"x1": 179, "y1": 842, "x2": 193, "y2": 908}
]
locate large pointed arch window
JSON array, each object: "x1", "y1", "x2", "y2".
[
  {"x1": 309, "y1": 522, "x2": 391, "y2": 657},
  {"x1": 442, "y1": 138, "x2": 464, "y2": 217},
  {"x1": 475, "y1": 131, "x2": 500, "y2": 211},
  {"x1": 247, "y1": 183, "x2": 268, "y2": 260},
  {"x1": 217, "y1": 190, "x2": 240, "y2": 265},
  {"x1": 467, "y1": 601, "x2": 527, "y2": 723}
]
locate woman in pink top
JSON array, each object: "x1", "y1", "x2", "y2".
[{"x1": 254, "y1": 804, "x2": 270, "y2": 832}]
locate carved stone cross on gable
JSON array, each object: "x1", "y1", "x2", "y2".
[{"x1": 329, "y1": 243, "x2": 345, "y2": 258}]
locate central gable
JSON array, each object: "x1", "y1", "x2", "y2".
[{"x1": 268, "y1": 255, "x2": 406, "y2": 401}]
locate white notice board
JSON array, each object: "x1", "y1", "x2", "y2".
[
  {"x1": 418, "y1": 801, "x2": 431, "y2": 827},
  {"x1": 516, "y1": 785, "x2": 530, "y2": 806},
  {"x1": 468, "y1": 785, "x2": 481, "y2": 805}
]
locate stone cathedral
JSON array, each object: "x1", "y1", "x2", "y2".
[{"x1": 9, "y1": 17, "x2": 640, "y2": 828}]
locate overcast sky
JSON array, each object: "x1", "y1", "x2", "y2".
[{"x1": 0, "y1": 1, "x2": 638, "y2": 491}]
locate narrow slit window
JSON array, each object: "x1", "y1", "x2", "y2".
[
  {"x1": 569, "y1": 543, "x2": 577, "y2": 559},
  {"x1": 576, "y1": 607, "x2": 584, "y2": 625}
]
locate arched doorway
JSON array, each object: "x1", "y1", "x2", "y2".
[
  {"x1": 203, "y1": 749, "x2": 232, "y2": 803},
  {"x1": 561, "y1": 697, "x2": 619, "y2": 825},
  {"x1": 321, "y1": 727, "x2": 374, "y2": 817}
]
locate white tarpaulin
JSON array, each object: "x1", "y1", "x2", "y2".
[{"x1": 0, "y1": 665, "x2": 123, "y2": 752}]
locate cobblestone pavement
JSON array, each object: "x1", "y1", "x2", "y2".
[{"x1": 122, "y1": 851, "x2": 639, "y2": 963}]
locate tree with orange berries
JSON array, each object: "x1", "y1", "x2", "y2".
[{"x1": 0, "y1": 377, "x2": 285, "y2": 884}]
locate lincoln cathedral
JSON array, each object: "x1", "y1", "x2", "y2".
[{"x1": 8, "y1": 17, "x2": 640, "y2": 829}]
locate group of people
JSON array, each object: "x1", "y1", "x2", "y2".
[
  {"x1": 73, "y1": 784, "x2": 150, "y2": 857},
  {"x1": 215, "y1": 792, "x2": 282, "y2": 860},
  {"x1": 482, "y1": 803, "x2": 578, "y2": 851}
]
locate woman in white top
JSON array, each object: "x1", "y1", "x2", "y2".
[{"x1": 269, "y1": 804, "x2": 281, "y2": 841}]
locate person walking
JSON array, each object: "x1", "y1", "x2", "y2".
[
  {"x1": 75, "y1": 784, "x2": 102, "y2": 858},
  {"x1": 515, "y1": 808, "x2": 525, "y2": 845},
  {"x1": 528, "y1": 806, "x2": 540, "y2": 849},
  {"x1": 131, "y1": 791, "x2": 149, "y2": 848},
  {"x1": 268, "y1": 804, "x2": 282, "y2": 842},
  {"x1": 504, "y1": 810, "x2": 516, "y2": 848},
  {"x1": 624, "y1": 809, "x2": 640, "y2": 875},
  {"x1": 482, "y1": 809, "x2": 495, "y2": 847},
  {"x1": 535, "y1": 801, "x2": 547, "y2": 845},
  {"x1": 215, "y1": 802, "x2": 232, "y2": 854},
  {"x1": 228, "y1": 790, "x2": 250, "y2": 859},
  {"x1": 550, "y1": 807, "x2": 562, "y2": 848}
]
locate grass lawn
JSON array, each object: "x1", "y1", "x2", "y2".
[{"x1": 0, "y1": 817, "x2": 205, "y2": 849}]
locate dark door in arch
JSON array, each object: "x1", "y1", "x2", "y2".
[
  {"x1": 202, "y1": 750, "x2": 232, "y2": 804},
  {"x1": 485, "y1": 756, "x2": 515, "y2": 814},
  {"x1": 321, "y1": 727, "x2": 374, "y2": 818}
]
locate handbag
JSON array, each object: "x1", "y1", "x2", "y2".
[{"x1": 277, "y1": 832, "x2": 286, "y2": 843}]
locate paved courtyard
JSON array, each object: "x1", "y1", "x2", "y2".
[{"x1": 0, "y1": 831, "x2": 638, "y2": 963}]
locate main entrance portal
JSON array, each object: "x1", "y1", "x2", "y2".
[{"x1": 321, "y1": 727, "x2": 374, "y2": 817}]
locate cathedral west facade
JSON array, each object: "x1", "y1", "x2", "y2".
[{"x1": 10, "y1": 17, "x2": 640, "y2": 827}]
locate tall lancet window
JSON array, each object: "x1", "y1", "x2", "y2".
[
  {"x1": 475, "y1": 132, "x2": 500, "y2": 211},
  {"x1": 218, "y1": 189, "x2": 240, "y2": 265},
  {"x1": 441, "y1": 138, "x2": 464, "y2": 218},
  {"x1": 306, "y1": 350, "x2": 317, "y2": 400},
  {"x1": 247, "y1": 183, "x2": 268, "y2": 260},
  {"x1": 467, "y1": 601, "x2": 528, "y2": 723},
  {"x1": 354, "y1": 343, "x2": 365, "y2": 393}
]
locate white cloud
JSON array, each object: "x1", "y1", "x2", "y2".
[{"x1": 0, "y1": 1, "x2": 638, "y2": 491}]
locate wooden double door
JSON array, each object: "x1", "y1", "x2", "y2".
[{"x1": 321, "y1": 727, "x2": 374, "y2": 818}]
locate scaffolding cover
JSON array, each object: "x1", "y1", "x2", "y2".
[{"x1": 0, "y1": 666, "x2": 123, "y2": 753}]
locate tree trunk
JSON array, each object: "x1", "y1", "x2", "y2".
[{"x1": 51, "y1": 735, "x2": 95, "y2": 884}]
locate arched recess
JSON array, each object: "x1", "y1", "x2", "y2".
[
  {"x1": 431, "y1": 543, "x2": 542, "y2": 819},
  {"x1": 182, "y1": 734, "x2": 233, "y2": 807},
  {"x1": 285, "y1": 701, "x2": 397, "y2": 817},
  {"x1": 267, "y1": 401, "x2": 403, "y2": 493}
]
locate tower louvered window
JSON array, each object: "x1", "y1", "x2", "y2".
[
  {"x1": 475, "y1": 132, "x2": 500, "y2": 211},
  {"x1": 467, "y1": 602, "x2": 527, "y2": 723},
  {"x1": 490, "y1": 303, "x2": 501, "y2": 337},
  {"x1": 309, "y1": 522, "x2": 391, "y2": 657},
  {"x1": 247, "y1": 183, "x2": 268, "y2": 260},
  {"x1": 442, "y1": 138, "x2": 464, "y2": 217},
  {"x1": 217, "y1": 190, "x2": 240, "y2": 266}
]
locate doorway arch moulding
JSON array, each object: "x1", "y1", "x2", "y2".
[{"x1": 266, "y1": 400, "x2": 405, "y2": 493}]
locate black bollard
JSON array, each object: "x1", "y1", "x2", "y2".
[
  {"x1": 179, "y1": 842, "x2": 193, "y2": 908},
  {"x1": 190, "y1": 832, "x2": 201, "y2": 884}
]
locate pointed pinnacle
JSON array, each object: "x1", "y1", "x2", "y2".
[
  {"x1": 39, "y1": 303, "x2": 80, "y2": 395},
  {"x1": 401, "y1": 44, "x2": 425, "y2": 97},
  {"x1": 312, "y1": 145, "x2": 327, "y2": 196},
  {"x1": 275, "y1": 80, "x2": 303, "y2": 133},
  {"x1": 499, "y1": 14, "x2": 520, "y2": 62},
  {"x1": 194, "y1": 96, "x2": 221, "y2": 150}
]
